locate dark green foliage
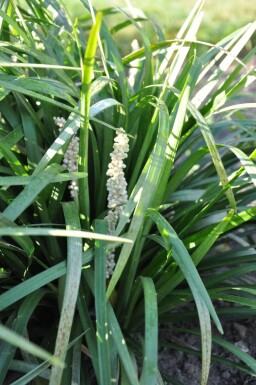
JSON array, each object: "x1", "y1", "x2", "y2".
[{"x1": 0, "y1": 1, "x2": 255, "y2": 384}]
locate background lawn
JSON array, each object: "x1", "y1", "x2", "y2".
[{"x1": 63, "y1": 0, "x2": 256, "y2": 44}]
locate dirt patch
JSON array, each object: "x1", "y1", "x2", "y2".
[{"x1": 159, "y1": 318, "x2": 256, "y2": 384}]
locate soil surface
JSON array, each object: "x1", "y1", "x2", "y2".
[{"x1": 158, "y1": 318, "x2": 256, "y2": 384}]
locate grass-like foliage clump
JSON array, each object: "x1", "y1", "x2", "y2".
[{"x1": 0, "y1": 0, "x2": 256, "y2": 384}]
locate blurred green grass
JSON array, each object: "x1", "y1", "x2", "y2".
[{"x1": 64, "y1": 0, "x2": 256, "y2": 44}]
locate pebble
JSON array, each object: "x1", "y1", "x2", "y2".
[{"x1": 234, "y1": 340, "x2": 250, "y2": 353}]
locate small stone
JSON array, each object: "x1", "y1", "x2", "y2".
[
  {"x1": 234, "y1": 340, "x2": 249, "y2": 353},
  {"x1": 234, "y1": 323, "x2": 247, "y2": 338},
  {"x1": 222, "y1": 370, "x2": 231, "y2": 380}
]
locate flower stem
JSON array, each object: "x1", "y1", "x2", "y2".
[{"x1": 78, "y1": 12, "x2": 102, "y2": 229}]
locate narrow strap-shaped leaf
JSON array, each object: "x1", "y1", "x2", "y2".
[
  {"x1": 92, "y1": 0, "x2": 130, "y2": 109},
  {"x1": 0, "y1": 0, "x2": 9, "y2": 33},
  {"x1": 114, "y1": 4, "x2": 153, "y2": 86},
  {"x1": 107, "y1": 100, "x2": 169, "y2": 299},
  {"x1": 0, "y1": 79, "x2": 77, "y2": 114},
  {"x1": 165, "y1": 147, "x2": 208, "y2": 197},
  {"x1": 192, "y1": 23, "x2": 256, "y2": 108},
  {"x1": 117, "y1": 84, "x2": 190, "y2": 311},
  {"x1": 107, "y1": 304, "x2": 140, "y2": 385},
  {"x1": 10, "y1": 361, "x2": 51, "y2": 385},
  {"x1": 213, "y1": 334, "x2": 256, "y2": 373},
  {"x1": 33, "y1": 111, "x2": 80, "y2": 175},
  {"x1": 0, "y1": 41, "x2": 78, "y2": 91},
  {"x1": 3, "y1": 163, "x2": 62, "y2": 221},
  {"x1": 179, "y1": 328, "x2": 256, "y2": 374},
  {"x1": 188, "y1": 102, "x2": 236, "y2": 210},
  {"x1": 0, "y1": 172, "x2": 87, "y2": 186},
  {"x1": 149, "y1": 213, "x2": 215, "y2": 385},
  {"x1": 0, "y1": 290, "x2": 50, "y2": 382},
  {"x1": 149, "y1": 210, "x2": 223, "y2": 334},
  {"x1": 157, "y1": 209, "x2": 235, "y2": 298},
  {"x1": 77, "y1": 287, "x2": 100, "y2": 381},
  {"x1": 158, "y1": 0, "x2": 204, "y2": 78},
  {"x1": 0, "y1": 140, "x2": 27, "y2": 176},
  {"x1": 0, "y1": 8, "x2": 32, "y2": 45},
  {"x1": 0, "y1": 126, "x2": 24, "y2": 161},
  {"x1": 160, "y1": 85, "x2": 191, "y2": 193},
  {"x1": 184, "y1": 207, "x2": 256, "y2": 248},
  {"x1": 0, "y1": 324, "x2": 63, "y2": 375},
  {"x1": 89, "y1": 98, "x2": 121, "y2": 116},
  {"x1": 71, "y1": 331, "x2": 82, "y2": 385},
  {"x1": 94, "y1": 220, "x2": 111, "y2": 385},
  {"x1": 221, "y1": 145, "x2": 256, "y2": 187},
  {"x1": 0, "y1": 213, "x2": 34, "y2": 260},
  {"x1": 0, "y1": 226, "x2": 132, "y2": 243},
  {"x1": 33, "y1": 99, "x2": 118, "y2": 176},
  {"x1": 177, "y1": 158, "x2": 252, "y2": 239},
  {"x1": 0, "y1": 248, "x2": 92, "y2": 312},
  {"x1": 49, "y1": 202, "x2": 83, "y2": 385},
  {"x1": 15, "y1": 94, "x2": 42, "y2": 167},
  {"x1": 209, "y1": 293, "x2": 256, "y2": 308},
  {"x1": 0, "y1": 75, "x2": 76, "y2": 102},
  {"x1": 194, "y1": 295, "x2": 212, "y2": 385},
  {"x1": 17, "y1": 94, "x2": 52, "y2": 143},
  {"x1": 139, "y1": 278, "x2": 158, "y2": 385},
  {"x1": 205, "y1": 263, "x2": 256, "y2": 288}
]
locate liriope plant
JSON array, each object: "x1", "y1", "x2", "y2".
[{"x1": 0, "y1": 0, "x2": 255, "y2": 384}]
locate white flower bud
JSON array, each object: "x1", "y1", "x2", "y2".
[
  {"x1": 54, "y1": 117, "x2": 79, "y2": 199},
  {"x1": 53, "y1": 116, "x2": 67, "y2": 130},
  {"x1": 105, "y1": 128, "x2": 129, "y2": 278}
]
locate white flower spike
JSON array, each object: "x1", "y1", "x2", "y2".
[
  {"x1": 105, "y1": 128, "x2": 129, "y2": 278},
  {"x1": 54, "y1": 117, "x2": 79, "y2": 198}
]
